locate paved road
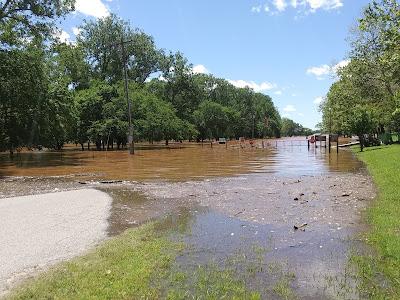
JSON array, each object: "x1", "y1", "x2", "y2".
[{"x1": 0, "y1": 189, "x2": 111, "y2": 295}]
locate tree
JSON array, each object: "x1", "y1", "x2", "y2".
[
  {"x1": 0, "y1": 40, "x2": 75, "y2": 151},
  {"x1": 321, "y1": 0, "x2": 400, "y2": 140},
  {"x1": 345, "y1": 106, "x2": 376, "y2": 151},
  {"x1": 51, "y1": 43, "x2": 90, "y2": 90},
  {"x1": 73, "y1": 81, "x2": 118, "y2": 150},
  {"x1": 281, "y1": 118, "x2": 312, "y2": 137},
  {"x1": 161, "y1": 52, "x2": 200, "y2": 120},
  {"x1": 193, "y1": 101, "x2": 235, "y2": 140},
  {"x1": 0, "y1": 0, "x2": 75, "y2": 47},
  {"x1": 77, "y1": 14, "x2": 163, "y2": 84},
  {"x1": 133, "y1": 88, "x2": 191, "y2": 145}
]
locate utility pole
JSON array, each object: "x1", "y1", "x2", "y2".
[{"x1": 120, "y1": 37, "x2": 134, "y2": 154}]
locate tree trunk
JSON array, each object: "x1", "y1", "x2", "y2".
[
  {"x1": 359, "y1": 135, "x2": 364, "y2": 152},
  {"x1": 80, "y1": 143, "x2": 84, "y2": 151}
]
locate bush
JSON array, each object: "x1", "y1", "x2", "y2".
[
  {"x1": 364, "y1": 135, "x2": 380, "y2": 147},
  {"x1": 379, "y1": 133, "x2": 393, "y2": 145}
]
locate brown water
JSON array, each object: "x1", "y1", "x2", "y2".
[
  {"x1": 0, "y1": 140, "x2": 372, "y2": 299},
  {"x1": 0, "y1": 142, "x2": 362, "y2": 181}
]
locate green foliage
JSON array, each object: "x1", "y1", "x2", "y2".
[
  {"x1": 321, "y1": 0, "x2": 400, "y2": 143},
  {"x1": 77, "y1": 14, "x2": 163, "y2": 84},
  {"x1": 193, "y1": 100, "x2": 235, "y2": 139},
  {"x1": 281, "y1": 117, "x2": 313, "y2": 137},
  {"x1": 0, "y1": 0, "x2": 75, "y2": 47},
  {"x1": 133, "y1": 88, "x2": 195, "y2": 143},
  {"x1": 345, "y1": 106, "x2": 377, "y2": 151},
  {"x1": 0, "y1": 42, "x2": 74, "y2": 150},
  {"x1": 392, "y1": 107, "x2": 400, "y2": 132},
  {"x1": 0, "y1": 4, "x2": 283, "y2": 152}
]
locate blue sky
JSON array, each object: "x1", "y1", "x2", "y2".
[{"x1": 57, "y1": 0, "x2": 371, "y2": 129}]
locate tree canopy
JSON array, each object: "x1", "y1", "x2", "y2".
[
  {"x1": 320, "y1": 0, "x2": 400, "y2": 149},
  {"x1": 0, "y1": 9, "x2": 286, "y2": 152}
]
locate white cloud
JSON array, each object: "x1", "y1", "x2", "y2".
[
  {"x1": 274, "y1": 90, "x2": 283, "y2": 95},
  {"x1": 306, "y1": 60, "x2": 350, "y2": 80},
  {"x1": 72, "y1": 27, "x2": 82, "y2": 36},
  {"x1": 53, "y1": 30, "x2": 71, "y2": 44},
  {"x1": 306, "y1": 64, "x2": 331, "y2": 79},
  {"x1": 228, "y1": 79, "x2": 277, "y2": 92},
  {"x1": 273, "y1": 0, "x2": 287, "y2": 11},
  {"x1": 251, "y1": 5, "x2": 262, "y2": 13},
  {"x1": 253, "y1": 0, "x2": 343, "y2": 15},
  {"x1": 75, "y1": 0, "x2": 110, "y2": 18},
  {"x1": 305, "y1": 0, "x2": 343, "y2": 11},
  {"x1": 283, "y1": 104, "x2": 297, "y2": 112},
  {"x1": 314, "y1": 96, "x2": 324, "y2": 104},
  {"x1": 192, "y1": 64, "x2": 209, "y2": 74},
  {"x1": 332, "y1": 59, "x2": 350, "y2": 73}
]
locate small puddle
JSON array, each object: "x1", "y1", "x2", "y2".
[{"x1": 102, "y1": 187, "x2": 195, "y2": 236}]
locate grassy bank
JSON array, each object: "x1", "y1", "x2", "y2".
[
  {"x1": 6, "y1": 217, "x2": 266, "y2": 300},
  {"x1": 7, "y1": 222, "x2": 182, "y2": 299},
  {"x1": 352, "y1": 144, "x2": 400, "y2": 299}
]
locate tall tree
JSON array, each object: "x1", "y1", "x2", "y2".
[
  {"x1": 77, "y1": 14, "x2": 163, "y2": 84},
  {"x1": 0, "y1": 0, "x2": 75, "y2": 47}
]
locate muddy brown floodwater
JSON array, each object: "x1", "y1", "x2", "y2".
[
  {"x1": 0, "y1": 141, "x2": 361, "y2": 182},
  {"x1": 0, "y1": 141, "x2": 375, "y2": 299}
]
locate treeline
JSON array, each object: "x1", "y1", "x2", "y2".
[
  {"x1": 0, "y1": 3, "x2": 282, "y2": 152},
  {"x1": 281, "y1": 118, "x2": 314, "y2": 137},
  {"x1": 320, "y1": 0, "x2": 400, "y2": 151}
]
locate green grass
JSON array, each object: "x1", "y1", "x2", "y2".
[
  {"x1": 166, "y1": 263, "x2": 262, "y2": 300},
  {"x1": 272, "y1": 276, "x2": 296, "y2": 300},
  {"x1": 6, "y1": 219, "x2": 264, "y2": 300},
  {"x1": 7, "y1": 222, "x2": 183, "y2": 299},
  {"x1": 351, "y1": 144, "x2": 400, "y2": 299}
]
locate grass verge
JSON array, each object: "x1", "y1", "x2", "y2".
[
  {"x1": 7, "y1": 222, "x2": 183, "y2": 299},
  {"x1": 351, "y1": 144, "x2": 400, "y2": 299},
  {"x1": 6, "y1": 216, "x2": 265, "y2": 299}
]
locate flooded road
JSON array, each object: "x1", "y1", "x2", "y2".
[
  {"x1": 0, "y1": 142, "x2": 361, "y2": 182},
  {"x1": 0, "y1": 140, "x2": 374, "y2": 298}
]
